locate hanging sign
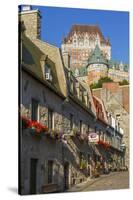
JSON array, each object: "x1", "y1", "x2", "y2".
[{"x1": 88, "y1": 132, "x2": 99, "y2": 143}]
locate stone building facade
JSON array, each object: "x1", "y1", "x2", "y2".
[
  {"x1": 19, "y1": 6, "x2": 126, "y2": 195},
  {"x1": 61, "y1": 24, "x2": 111, "y2": 69},
  {"x1": 92, "y1": 82, "x2": 129, "y2": 167}
]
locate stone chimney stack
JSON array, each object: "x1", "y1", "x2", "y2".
[
  {"x1": 62, "y1": 52, "x2": 70, "y2": 68},
  {"x1": 19, "y1": 5, "x2": 41, "y2": 39}
]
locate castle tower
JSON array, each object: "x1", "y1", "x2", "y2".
[
  {"x1": 61, "y1": 24, "x2": 111, "y2": 69},
  {"x1": 87, "y1": 44, "x2": 108, "y2": 85},
  {"x1": 19, "y1": 5, "x2": 41, "y2": 40}
]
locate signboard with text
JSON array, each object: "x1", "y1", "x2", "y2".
[{"x1": 88, "y1": 132, "x2": 99, "y2": 143}]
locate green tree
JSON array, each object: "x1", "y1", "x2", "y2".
[
  {"x1": 90, "y1": 76, "x2": 113, "y2": 89},
  {"x1": 119, "y1": 79, "x2": 129, "y2": 85}
]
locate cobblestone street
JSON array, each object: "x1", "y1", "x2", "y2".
[{"x1": 68, "y1": 172, "x2": 129, "y2": 192}]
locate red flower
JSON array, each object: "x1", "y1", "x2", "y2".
[
  {"x1": 21, "y1": 116, "x2": 48, "y2": 133},
  {"x1": 97, "y1": 140, "x2": 110, "y2": 149}
]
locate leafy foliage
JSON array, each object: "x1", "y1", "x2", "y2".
[
  {"x1": 90, "y1": 77, "x2": 113, "y2": 89},
  {"x1": 119, "y1": 79, "x2": 129, "y2": 85}
]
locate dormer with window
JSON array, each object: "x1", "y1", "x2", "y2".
[{"x1": 44, "y1": 63, "x2": 53, "y2": 82}]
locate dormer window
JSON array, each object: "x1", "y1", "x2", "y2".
[
  {"x1": 97, "y1": 57, "x2": 100, "y2": 62},
  {"x1": 45, "y1": 63, "x2": 53, "y2": 82}
]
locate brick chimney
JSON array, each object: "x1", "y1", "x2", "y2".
[{"x1": 19, "y1": 5, "x2": 41, "y2": 39}]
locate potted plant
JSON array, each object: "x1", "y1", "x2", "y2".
[{"x1": 80, "y1": 159, "x2": 87, "y2": 170}]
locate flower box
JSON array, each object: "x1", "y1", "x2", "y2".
[{"x1": 21, "y1": 116, "x2": 48, "y2": 135}]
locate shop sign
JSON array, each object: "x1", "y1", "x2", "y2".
[{"x1": 88, "y1": 132, "x2": 99, "y2": 143}]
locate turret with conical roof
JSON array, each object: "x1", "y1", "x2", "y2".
[
  {"x1": 86, "y1": 44, "x2": 108, "y2": 85},
  {"x1": 87, "y1": 44, "x2": 108, "y2": 66}
]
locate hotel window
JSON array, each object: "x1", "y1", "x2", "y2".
[
  {"x1": 31, "y1": 99, "x2": 39, "y2": 121},
  {"x1": 48, "y1": 109, "x2": 54, "y2": 130},
  {"x1": 48, "y1": 160, "x2": 53, "y2": 184},
  {"x1": 70, "y1": 114, "x2": 74, "y2": 130},
  {"x1": 89, "y1": 37, "x2": 95, "y2": 46}
]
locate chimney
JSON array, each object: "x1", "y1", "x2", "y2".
[
  {"x1": 19, "y1": 5, "x2": 41, "y2": 39},
  {"x1": 62, "y1": 52, "x2": 70, "y2": 68}
]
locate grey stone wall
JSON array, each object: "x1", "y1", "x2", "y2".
[{"x1": 20, "y1": 71, "x2": 96, "y2": 194}]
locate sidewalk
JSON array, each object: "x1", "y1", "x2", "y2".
[{"x1": 67, "y1": 172, "x2": 121, "y2": 192}]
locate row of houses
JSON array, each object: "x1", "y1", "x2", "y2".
[{"x1": 19, "y1": 7, "x2": 126, "y2": 195}]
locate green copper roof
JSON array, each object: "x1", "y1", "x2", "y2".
[
  {"x1": 88, "y1": 44, "x2": 108, "y2": 65},
  {"x1": 79, "y1": 67, "x2": 87, "y2": 76}
]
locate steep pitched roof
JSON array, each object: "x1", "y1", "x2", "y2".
[
  {"x1": 21, "y1": 33, "x2": 67, "y2": 98},
  {"x1": 87, "y1": 44, "x2": 108, "y2": 65},
  {"x1": 63, "y1": 24, "x2": 110, "y2": 45},
  {"x1": 29, "y1": 38, "x2": 67, "y2": 97},
  {"x1": 21, "y1": 33, "x2": 46, "y2": 80}
]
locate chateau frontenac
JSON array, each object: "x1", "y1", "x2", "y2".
[{"x1": 61, "y1": 25, "x2": 129, "y2": 85}]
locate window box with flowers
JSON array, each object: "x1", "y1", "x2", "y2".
[
  {"x1": 97, "y1": 140, "x2": 110, "y2": 150},
  {"x1": 21, "y1": 116, "x2": 48, "y2": 136}
]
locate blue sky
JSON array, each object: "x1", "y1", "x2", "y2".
[{"x1": 32, "y1": 5, "x2": 129, "y2": 64}]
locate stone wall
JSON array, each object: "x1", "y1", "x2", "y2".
[{"x1": 20, "y1": 70, "x2": 96, "y2": 194}]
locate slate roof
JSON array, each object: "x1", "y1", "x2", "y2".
[
  {"x1": 87, "y1": 44, "x2": 108, "y2": 65},
  {"x1": 63, "y1": 24, "x2": 110, "y2": 45}
]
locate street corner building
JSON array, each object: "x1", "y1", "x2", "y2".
[{"x1": 18, "y1": 5, "x2": 129, "y2": 195}]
